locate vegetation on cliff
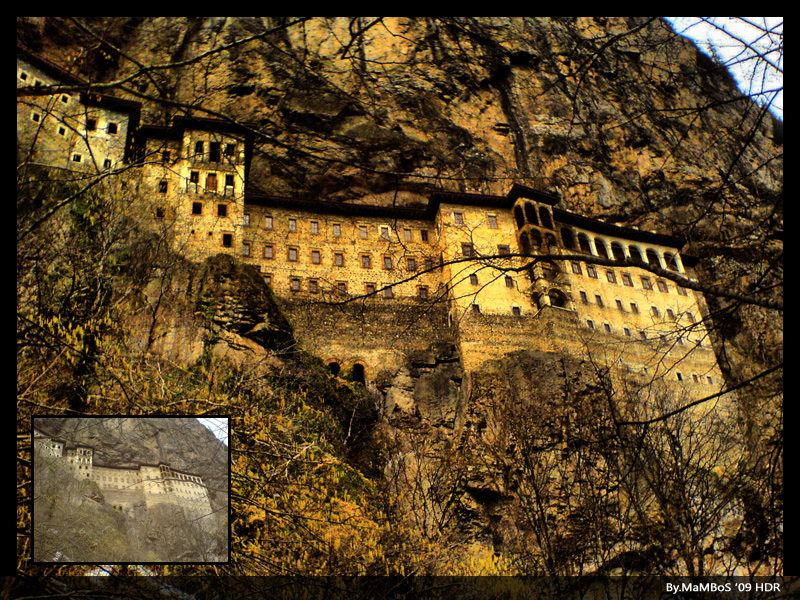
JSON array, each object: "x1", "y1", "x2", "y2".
[{"x1": 16, "y1": 17, "x2": 782, "y2": 592}]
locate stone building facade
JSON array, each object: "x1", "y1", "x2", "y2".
[
  {"x1": 33, "y1": 429, "x2": 212, "y2": 514},
  {"x1": 17, "y1": 46, "x2": 140, "y2": 173},
  {"x1": 18, "y1": 46, "x2": 724, "y2": 401}
]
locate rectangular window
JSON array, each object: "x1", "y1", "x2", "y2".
[
  {"x1": 657, "y1": 280, "x2": 669, "y2": 293},
  {"x1": 309, "y1": 280, "x2": 319, "y2": 294},
  {"x1": 587, "y1": 265, "x2": 598, "y2": 278},
  {"x1": 630, "y1": 302, "x2": 639, "y2": 314},
  {"x1": 288, "y1": 218, "x2": 297, "y2": 232},
  {"x1": 334, "y1": 253, "x2": 344, "y2": 267},
  {"x1": 407, "y1": 257, "x2": 417, "y2": 271},
  {"x1": 359, "y1": 225, "x2": 368, "y2": 239},
  {"x1": 383, "y1": 255, "x2": 393, "y2": 270},
  {"x1": 291, "y1": 278, "x2": 301, "y2": 292},
  {"x1": 225, "y1": 143, "x2": 237, "y2": 160},
  {"x1": 361, "y1": 254, "x2": 371, "y2": 269},
  {"x1": 192, "y1": 202, "x2": 202, "y2": 215},
  {"x1": 604, "y1": 323, "x2": 612, "y2": 333},
  {"x1": 71, "y1": 153, "x2": 82, "y2": 163},
  {"x1": 209, "y1": 142, "x2": 221, "y2": 163},
  {"x1": 337, "y1": 282, "x2": 348, "y2": 296},
  {"x1": 606, "y1": 270, "x2": 617, "y2": 284},
  {"x1": 264, "y1": 216, "x2": 273, "y2": 230},
  {"x1": 624, "y1": 327, "x2": 632, "y2": 337},
  {"x1": 471, "y1": 304, "x2": 481, "y2": 314},
  {"x1": 107, "y1": 122, "x2": 118, "y2": 135},
  {"x1": 651, "y1": 306, "x2": 660, "y2": 317},
  {"x1": 225, "y1": 174, "x2": 235, "y2": 193},
  {"x1": 333, "y1": 223, "x2": 341, "y2": 236},
  {"x1": 421, "y1": 230, "x2": 429, "y2": 242},
  {"x1": 462, "y1": 243, "x2": 473, "y2": 257},
  {"x1": 58, "y1": 125, "x2": 66, "y2": 136},
  {"x1": 380, "y1": 226, "x2": 390, "y2": 239},
  {"x1": 263, "y1": 245, "x2": 274, "y2": 259},
  {"x1": 288, "y1": 247, "x2": 299, "y2": 262},
  {"x1": 222, "y1": 233, "x2": 233, "y2": 248},
  {"x1": 157, "y1": 180, "x2": 168, "y2": 194},
  {"x1": 383, "y1": 286, "x2": 394, "y2": 299},
  {"x1": 243, "y1": 213, "x2": 251, "y2": 227},
  {"x1": 512, "y1": 306, "x2": 522, "y2": 316},
  {"x1": 454, "y1": 213, "x2": 464, "y2": 225},
  {"x1": 418, "y1": 286, "x2": 429, "y2": 300},
  {"x1": 242, "y1": 242, "x2": 251, "y2": 257},
  {"x1": 595, "y1": 294, "x2": 604, "y2": 307},
  {"x1": 311, "y1": 250, "x2": 321, "y2": 264},
  {"x1": 310, "y1": 221, "x2": 319, "y2": 235},
  {"x1": 587, "y1": 319, "x2": 595, "y2": 329},
  {"x1": 615, "y1": 299, "x2": 624, "y2": 311},
  {"x1": 86, "y1": 117, "x2": 97, "y2": 131},
  {"x1": 207, "y1": 173, "x2": 218, "y2": 192},
  {"x1": 622, "y1": 273, "x2": 633, "y2": 287},
  {"x1": 217, "y1": 204, "x2": 228, "y2": 217},
  {"x1": 571, "y1": 262, "x2": 583, "y2": 275},
  {"x1": 365, "y1": 283, "x2": 376, "y2": 295},
  {"x1": 488, "y1": 215, "x2": 498, "y2": 229},
  {"x1": 498, "y1": 245, "x2": 510, "y2": 256},
  {"x1": 195, "y1": 141, "x2": 204, "y2": 159},
  {"x1": 641, "y1": 276, "x2": 653, "y2": 290},
  {"x1": 404, "y1": 229, "x2": 412, "y2": 241},
  {"x1": 505, "y1": 276, "x2": 514, "y2": 288},
  {"x1": 469, "y1": 273, "x2": 479, "y2": 285},
  {"x1": 580, "y1": 291, "x2": 589, "y2": 304},
  {"x1": 425, "y1": 258, "x2": 434, "y2": 271}
]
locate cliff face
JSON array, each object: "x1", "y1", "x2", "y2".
[
  {"x1": 17, "y1": 17, "x2": 782, "y2": 576},
  {"x1": 18, "y1": 16, "x2": 782, "y2": 366}
]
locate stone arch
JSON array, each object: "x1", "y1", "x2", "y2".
[
  {"x1": 611, "y1": 241, "x2": 626, "y2": 261},
  {"x1": 645, "y1": 248, "x2": 662, "y2": 268},
  {"x1": 560, "y1": 227, "x2": 576, "y2": 250},
  {"x1": 595, "y1": 238, "x2": 609, "y2": 259},
  {"x1": 514, "y1": 205, "x2": 525, "y2": 229},
  {"x1": 524, "y1": 202, "x2": 539, "y2": 226},
  {"x1": 519, "y1": 231, "x2": 531, "y2": 255},
  {"x1": 548, "y1": 288, "x2": 568, "y2": 308},
  {"x1": 538, "y1": 206, "x2": 553, "y2": 229},
  {"x1": 578, "y1": 233, "x2": 593, "y2": 254},
  {"x1": 326, "y1": 360, "x2": 341, "y2": 376},
  {"x1": 629, "y1": 245, "x2": 645, "y2": 263},
  {"x1": 351, "y1": 363, "x2": 366, "y2": 385}
]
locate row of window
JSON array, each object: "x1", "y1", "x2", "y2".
[
  {"x1": 245, "y1": 215, "x2": 433, "y2": 243},
  {"x1": 513, "y1": 201, "x2": 683, "y2": 273},
  {"x1": 452, "y1": 211, "x2": 504, "y2": 229},
  {"x1": 190, "y1": 140, "x2": 238, "y2": 164},
  {"x1": 279, "y1": 276, "x2": 431, "y2": 300},
  {"x1": 571, "y1": 262, "x2": 689, "y2": 296},
  {"x1": 243, "y1": 242, "x2": 437, "y2": 271},
  {"x1": 160, "y1": 172, "x2": 238, "y2": 197},
  {"x1": 578, "y1": 290, "x2": 696, "y2": 322},
  {"x1": 29, "y1": 109, "x2": 121, "y2": 136},
  {"x1": 585, "y1": 318, "x2": 704, "y2": 347}
]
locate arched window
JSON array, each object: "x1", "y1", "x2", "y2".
[
  {"x1": 514, "y1": 205, "x2": 525, "y2": 230},
  {"x1": 578, "y1": 233, "x2": 593, "y2": 254},
  {"x1": 560, "y1": 227, "x2": 576, "y2": 250},
  {"x1": 519, "y1": 231, "x2": 531, "y2": 255},
  {"x1": 544, "y1": 233, "x2": 557, "y2": 249},
  {"x1": 611, "y1": 242, "x2": 626, "y2": 261},
  {"x1": 548, "y1": 288, "x2": 567, "y2": 308},
  {"x1": 352, "y1": 363, "x2": 366, "y2": 385},
  {"x1": 664, "y1": 252, "x2": 679, "y2": 271},
  {"x1": 595, "y1": 238, "x2": 609, "y2": 259},
  {"x1": 530, "y1": 229, "x2": 543, "y2": 249},
  {"x1": 629, "y1": 246, "x2": 644, "y2": 263},
  {"x1": 646, "y1": 249, "x2": 661, "y2": 268},
  {"x1": 524, "y1": 202, "x2": 539, "y2": 225},
  {"x1": 538, "y1": 206, "x2": 553, "y2": 229},
  {"x1": 327, "y1": 361, "x2": 341, "y2": 376}
]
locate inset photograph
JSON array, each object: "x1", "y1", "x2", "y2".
[{"x1": 32, "y1": 416, "x2": 229, "y2": 564}]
